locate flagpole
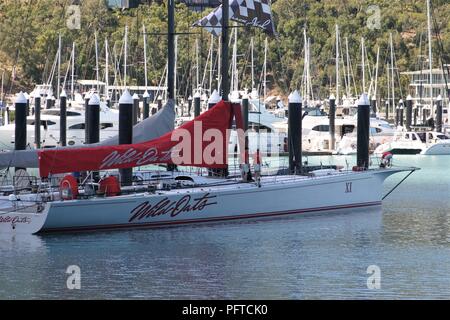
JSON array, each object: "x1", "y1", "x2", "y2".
[{"x1": 221, "y1": 0, "x2": 229, "y2": 102}]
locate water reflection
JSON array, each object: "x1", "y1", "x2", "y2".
[
  {"x1": 0, "y1": 208, "x2": 383, "y2": 299},
  {"x1": 1, "y1": 155, "x2": 450, "y2": 299}
]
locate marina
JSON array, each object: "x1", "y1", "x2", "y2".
[{"x1": 0, "y1": 0, "x2": 449, "y2": 302}]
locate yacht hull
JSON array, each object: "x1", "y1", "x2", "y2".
[
  {"x1": 0, "y1": 169, "x2": 409, "y2": 234},
  {"x1": 421, "y1": 142, "x2": 450, "y2": 155}
]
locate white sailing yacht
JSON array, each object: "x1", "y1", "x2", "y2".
[
  {"x1": 0, "y1": 0, "x2": 417, "y2": 235},
  {"x1": 0, "y1": 95, "x2": 415, "y2": 235}
]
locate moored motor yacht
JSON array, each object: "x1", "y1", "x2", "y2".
[
  {"x1": 374, "y1": 131, "x2": 450, "y2": 155},
  {"x1": 0, "y1": 105, "x2": 119, "y2": 150},
  {"x1": 302, "y1": 113, "x2": 395, "y2": 154}
]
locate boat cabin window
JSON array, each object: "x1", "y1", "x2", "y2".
[
  {"x1": 312, "y1": 125, "x2": 330, "y2": 132},
  {"x1": 370, "y1": 128, "x2": 382, "y2": 135},
  {"x1": 248, "y1": 122, "x2": 272, "y2": 132},
  {"x1": 100, "y1": 123, "x2": 114, "y2": 130},
  {"x1": 379, "y1": 123, "x2": 393, "y2": 130},
  {"x1": 437, "y1": 134, "x2": 449, "y2": 140},
  {"x1": 174, "y1": 176, "x2": 195, "y2": 182},
  {"x1": 417, "y1": 132, "x2": 426, "y2": 143},
  {"x1": 69, "y1": 123, "x2": 85, "y2": 130},
  {"x1": 411, "y1": 134, "x2": 417, "y2": 141},
  {"x1": 428, "y1": 133, "x2": 434, "y2": 140},
  {"x1": 341, "y1": 125, "x2": 355, "y2": 136},
  {"x1": 305, "y1": 108, "x2": 326, "y2": 117},
  {"x1": 342, "y1": 107, "x2": 357, "y2": 117},
  {"x1": 405, "y1": 134, "x2": 410, "y2": 140}
]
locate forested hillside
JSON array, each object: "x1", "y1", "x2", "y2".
[{"x1": 0, "y1": 0, "x2": 449, "y2": 100}]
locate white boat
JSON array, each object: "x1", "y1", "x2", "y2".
[
  {"x1": 0, "y1": 105, "x2": 119, "y2": 150},
  {"x1": 334, "y1": 120, "x2": 397, "y2": 155},
  {"x1": 0, "y1": 167, "x2": 411, "y2": 235},
  {"x1": 0, "y1": 98, "x2": 415, "y2": 235},
  {"x1": 374, "y1": 131, "x2": 450, "y2": 155},
  {"x1": 302, "y1": 112, "x2": 395, "y2": 154}
]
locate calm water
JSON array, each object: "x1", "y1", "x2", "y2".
[{"x1": 1, "y1": 155, "x2": 450, "y2": 299}]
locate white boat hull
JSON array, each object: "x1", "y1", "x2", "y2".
[
  {"x1": 0, "y1": 169, "x2": 409, "y2": 234},
  {"x1": 375, "y1": 141, "x2": 450, "y2": 155},
  {"x1": 420, "y1": 142, "x2": 450, "y2": 155}
]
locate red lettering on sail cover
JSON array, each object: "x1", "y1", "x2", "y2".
[{"x1": 128, "y1": 193, "x2": 217, "y2": 222}]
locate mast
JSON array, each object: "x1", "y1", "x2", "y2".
[
  {"x1": 390, "y1": 33, "x2": 395, "y2": 113},
  {"x1": 335, "y1": 25, "x2": 340, "y2": 104},
  {"x1": 427, "y1": 0, "x2": 433, "y2": 108},
  {"x1": 235, "y1": 26, "x2": 238, "y2": 93},
  {"x1": 387, "y1": 62, "x2": 390, "y2": 119},
  {"x1": 195, "y1": 38, "x2": 200, "y2": 91},
  {"x1": 0, "y1": 71, "x2": 4, "y2": 108},
  {"x1": 164, "y1": 61, "x2": 168, "y2": 101},
  {"x1": 105, "y1": 38, "x2": 109, "y2": 97},
  {"x1": 251, "y1": 37, "x2": 255, "y2": 90},
  {"x1": 57, "y1": 33, "x2": 61, "y2": 99},
  {"x1": 71, "y1": 42, "x2": 75, "y2": 100},
  {"x1": 217, "y1": 36, "x2": 221, "y2": 91},
  {"x1": 303, "y1": 28, "x2": 309, "y2": 101},
  {"x1": 374, "y1": 46, "x2": 380, "y2": 99},
  {"x1": 221, "y1": 0, "x2": 230, "y2": 101},
  {"x1": 230, "y1": 29, "x2": 234, "y2": 94},
  {"x1": 345, "y1": 37, "x2": 351, "y2": 97},
  {"x1": 361, "y1": 37, "x2": 365, "y2": 93},
  {"x1": 95, "y1": 32, "x2": 100, "y2": 93},
  {"x1": 307, "y1": 37, "x2": 312, "y2": 102},
  {"x1": 124, "y1": 25, "x2": 128, "y2": 89},
  {"x1": 232, "y1": 26, "x2": 238, "y2": 93},
  {"x1": 209, "y1": 34, "x2": 214, "y2": 94},
  {"x1": 174, "y1": 35, "x2": 178, "y2": 103},
  {"x1": 143, "y1": 24, "x2": 148, "y2": 90},
  {"x1": 263, "y1": 37, "x2": 268, "y2": 100},
  {"x1": 167, "y1": 0, "x2": 175, "y2": 100},
  {"x1": 302, "y1": 30, "x2": 307, "y2": 100}
]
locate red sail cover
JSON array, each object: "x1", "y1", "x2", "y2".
[{"x1": 38, "y1": 101, "x2": 239, "y2": 177}]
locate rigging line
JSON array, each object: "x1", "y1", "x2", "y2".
[
  {"x1": 339, "y1": 34, "x2": 348, "y2": 97},
  {"x1": 256, "y1": 32, "x2": 263, "y2": 157},
  {"x1": 200, "y1": 37, "x2": 212, "y2": 90},
  {"x1": 153, "y1": 63, "x2": 167, "y2": 104},
  {"x1": 392, "y1": 48, "x2": 404, "y2": 100},
  {"x1": 42, "y1": 47, "x2": 51, "y2": 84},
  {"x1": 347, "y1": 41, "x2": 358, "y2": 97},
  {"x1": 62, "y1": 49, "x2": 74, "y2": 91},
  {"x1": 238, "y1": 38, "x2": 253, "y2": 90},
  {"x1": 364, "y1": 45, "x2": 374, "y2": 95},
  {"x1": 382, "y1": 169, "x2": 416, "y2": 200},
  {"x1": 211, "y1": 37, "x2": 220, "y2": 93},
  {"x1": 417, "y1": 32, "x2": 424, "y2": 105},
  {"x1": 47, "y1": 50, "x2": 59, "y2": 89}
]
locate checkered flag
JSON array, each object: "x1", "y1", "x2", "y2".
[
  {"x1": 193, "y1": 0, "x2": 276, "y2": 36},
  {"x1": 193, "y1": 5, "x2": 223, "y2": 36}
]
